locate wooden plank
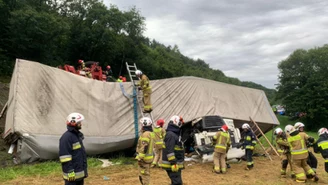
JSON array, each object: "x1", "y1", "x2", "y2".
[
  {"x1": 0, "y1": 101, "x2": 8, "y2": 118},
  {"x1": 250, "y1": 117, "x2": 280, "y2": 157}
]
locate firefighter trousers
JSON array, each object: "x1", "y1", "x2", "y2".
[
  {"x1": 213, "y1": 152, "x2": 227, "y2": 173},
  {"x1": 138, "y1": 162, "x2": 151, "y2": 185},
  {"x1": 292, "y1": 158, "x2": 315, "y2": 181},
  {"x1": 281, "y1": 153, "x2": 293, "y2": 175},
  {"x1": 142, "y1": 89, "x2": 152, "y2": 112},
  {"x1": 246, "y1": 149, "x2": 254, "y2": 168},
  {"x1": 152, "y1": 148, "x2": 162, "y2": 166},
  {"x1": 307, "y1": 151, "x2": 318, "y2": 171},
  {"x1": 64, "y1": 179, "x2": 84, "y2": 185},
  {"x1": 166, "y1": 170, "x2": 183, "y2": 185},
  {"x1": 325, "y1": 158, "x2": 328, "y2": 173}
]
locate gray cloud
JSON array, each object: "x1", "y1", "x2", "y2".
[{"x1": 105, "y1": 0, "x2": 328, "y2": 88}]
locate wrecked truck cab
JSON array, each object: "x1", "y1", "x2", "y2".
[{"x1": 181, "y1": 115, "x2": 244, "y2": 162}]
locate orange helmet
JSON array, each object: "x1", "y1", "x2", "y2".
[{"x1": 156, "y1": 119, "x2": 165, "y2": 128}]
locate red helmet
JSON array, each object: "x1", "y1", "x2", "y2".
[
  {"x1": 106, "y1": 65, "x2": 111, "y2": 70},
  {"x1": 119, "y1": 76, "x2": 123, "y2": 79},
  {"x1": 78, "y1": 59, "x2": 84, "y2": 64},
  {"x1": 179, "y1": 116, "x2": 184, "y2": 124},
  {"x1": 156, "y1": 119, "x2": 165, "y2": 128},
  {"x1": 221, "y1": 124, "x2": 228, "y2": 132}
]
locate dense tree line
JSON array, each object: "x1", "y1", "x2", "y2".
[
  {"x1": 0, "y1": 0, "x2": 275, "y2": 101},
  {"x1": 277, "y1": 45, "x2": 328, "y2": 130}
]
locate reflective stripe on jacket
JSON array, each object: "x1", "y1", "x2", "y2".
[
  {"x1": 313, "y1": 133, "x2": 328, "y2": 158},
  {"x1": 138, "y1": 74, "x2": 152, "y2": 91},
  {"x1": 275, "y1": 133, "x2": 290, "y2": 154},
  {"x1": 162, "y1": 123, "x2": 184, "y2": 171},
  {"x1": 153, "y1": 127, "x2": 165, "y2": 149},
  {"x1": 136, "y1": 131, "x2": 154, "y2": 163},
  {"x1": 242, "y1": 130, "x2": 256, "y2": 149},
  {"x1": 287, "y1": 132, "x2": 309, "y2": 160},
  {"x1": 59, "y1": 126, "x2": 87, "y2": 180},
  {"x1": 214, "y1": 131, "x2": 231, "y2": 153}
]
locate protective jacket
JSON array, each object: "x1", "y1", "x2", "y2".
[
  {"x1": 242, "y1": 130, "x2": 257, "y2": 150},
  {"x1": 276, "y1": 132, "x2": 290, "y2": 154},
  {"x1": 287, "y1": 131, "x2": 310, "y2": 160},
  {"x1": 136, "y1": 126, "x2": 154, "y2": 163},
  {"x1": 162, "y1": 123, "x2": 184, "y2": 170},
  {"x1": 314, "y1": 133, "x2": 328, "y2": 158},
  {"x1": 213, "y1": 130, "x2": 231, "y2": 153},
  {"x1": 59, "y1": 126, "x2": 87, "y2": 181},
  {"x1": 138, "y1": 74, "x2": 151, "y2": 91},
  {"x1": 153, "y1": 127, "x2": 165, "y2": 149}
]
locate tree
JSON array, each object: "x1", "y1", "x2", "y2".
[{"x1": 277, "y1": 45, "x2": 328, "y2": 130}]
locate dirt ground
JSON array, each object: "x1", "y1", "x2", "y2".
[{"x1": 4, "y1": 152, "x2": 328, "y2": 185}]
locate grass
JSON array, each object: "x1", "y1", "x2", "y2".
[
  {"x1": 258, "y1": 114, "x2": 318, "y2": 148},
  {"x1": 0, "y1": 158, "x2": 102, "y2": 183}
]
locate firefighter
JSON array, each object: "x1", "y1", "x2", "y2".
[
  {"x1": 274, "y1": 127, "x2": 294, "y2": 178},
  {"x1": 105, "y1": 65, "x2": 113, "y2": 82},
  {"x1": 78, "y1": 59, "x2": 92, "y2": 78},
  {"x1": 162, "y1": 115, "x2": 185, "y2": 185},
  {"x1": 294, "y1": 122, "x2": 318, "y2": 173},
  {"x1": 313, "y1": 128, "x2": 328, "y2": 173},
  {"x1": 151, "y1": 119, "x2": 166, "y2": 168},
  {"x1": 59, "y1": 113, "x2": 88, "y2": 185},
  {"x1": 135, "y1": 70, "x2": 152, "y2": 113},
  {"x1": 241, "y1": 123, "x2": 256, "y2": 170},
  {"x1": 117, "y1": 76, "x2": 123, "y2": 82},
  {"x1": 135, "y1": 117, "x2": 154, "y2": 185},
  {"x1": 212, "y1": 124, "x2": 231, "y2": 174},
  {"x1": 285, "y1": 125, "x2": 319, "y2": 183}
]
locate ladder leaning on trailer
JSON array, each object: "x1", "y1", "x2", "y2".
[
  {"x1": 125, "y1": 62, "x2": 154, "y2": 122},
  {"x1": 248, "y1": 117, "x2": 280, "y2": 161}
]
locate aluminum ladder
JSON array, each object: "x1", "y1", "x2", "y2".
[{"x1": 126, "y1": 62, "x2": 153, "y2": 122}]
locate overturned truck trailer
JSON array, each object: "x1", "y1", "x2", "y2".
[{"x1": 2, "y1": 59, "x2": 279, "y2": 163}]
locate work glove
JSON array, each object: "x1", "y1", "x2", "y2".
[
  {"x1": 67, "y1": 171, "x2": 75, "y2": 181},
  {"x1": 308, "y1": 137, "x2": 315, "y2": 143},
  {"x1": 171, "y1": 164, "x2": 179, "y2": 172}
]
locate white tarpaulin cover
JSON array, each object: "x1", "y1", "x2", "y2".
[{"x1": 4, "y1": 59, "x2": 279, "y2": 162}]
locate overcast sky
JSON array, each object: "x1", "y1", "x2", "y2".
[{"x1": 104, "y1": 0, "x2": 328, "y2": 88}]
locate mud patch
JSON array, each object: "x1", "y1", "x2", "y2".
[{"x1": 35, "y1": 78, "x2": 54, "y2": 117}]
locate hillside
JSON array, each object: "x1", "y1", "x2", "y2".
[{"x1": 0, "y1": 82, "x2": 11, "y2": 166}]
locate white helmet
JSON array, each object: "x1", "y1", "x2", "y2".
[
  {"x1": 242, "y1": 123, "x2": 250, "y2": 130},
  {"x1": 318, "y1": 128, "x2": 327, "y2": 136},
  {"x1": 135, "y1": 70, "x2": 142, "y2": 76},
  {"x1": 274, "y1": 128, "x2": 283, "y2": 135},
  {"x1": 294, "y1": 122, "x2": 305, "y2": 130},
  {"x1": 284, "y1": 124, "x2": 295, "y2": 133},
  {"x1": 140, "y1": 117, "x2": 152, "y2": 127},
  {"x1": 66, "y1": 113, "x2": 84, "y2": 126},
  {"x1": 170, "y1": 115, "x2": 183, "y2": 127}
]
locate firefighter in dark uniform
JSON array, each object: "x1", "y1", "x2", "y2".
[
  {"x1": 59, "y1": 113, "x2": 88, "y2": 185},
  {"x1": 241, "y1": 123, "x2": 256, "y2": 170},
  {"x1": 162, "y1": 115, "x2": 184, "y2": 185},
  {"x1": 313, "y1": 127, "x2": 328, "y2": 173}
]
